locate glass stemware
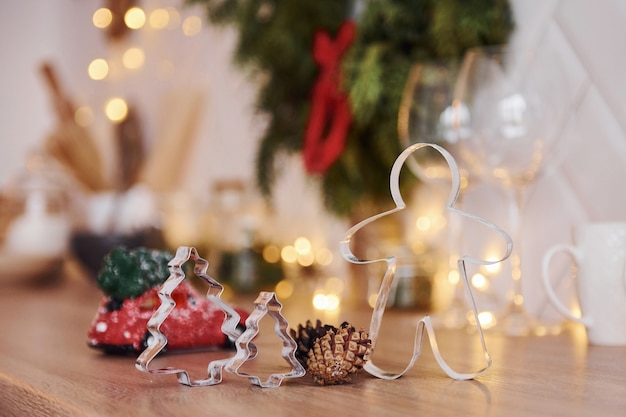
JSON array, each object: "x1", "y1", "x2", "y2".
[
  {"x1": 452, "y1": 45, "x2": 566, "y2": 336},
  {"x1": 398, "y1": 59, "x2": 475, "y2": 328}
]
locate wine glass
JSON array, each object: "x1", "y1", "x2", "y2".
[
  {"x1": 399, "y1": 59, "x2": 471, "y2": 183},
  {"x1": 453, "y1": 45, "x2": 567, "y2": 335},
  {"x1": 398, "y1": 58, "x2": 477, "y2": 328}
]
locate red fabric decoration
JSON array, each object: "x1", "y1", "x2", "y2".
[{"x1": 303, "y1": 20, "x2": 356, "y2": 174}]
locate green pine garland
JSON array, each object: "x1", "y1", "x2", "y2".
[{"x1": 189, "y1": 0, "x2": 514, "y2": 217}]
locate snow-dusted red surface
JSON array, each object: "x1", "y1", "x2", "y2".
[{"x1": 87, "y1": 281, "x2": 248, "y2": 354}]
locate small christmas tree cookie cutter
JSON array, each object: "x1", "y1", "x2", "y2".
[
  {"x1": 225, "y1": 291, "x2": 306, "y2": 387},
  {"x1": 135, "y1": 246, "x2": 248, "y2": 386},
  {"x1": 341, "y1": 143, "x2": 512, "y2": 381}
]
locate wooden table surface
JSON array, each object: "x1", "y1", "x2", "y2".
[{"x1": 1, "y1": 267, "x2": 626, "y2": 417}]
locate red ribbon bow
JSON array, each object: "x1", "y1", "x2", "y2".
[{"x1": 303, "y1": 20, "x2": 356, "y2": 174}]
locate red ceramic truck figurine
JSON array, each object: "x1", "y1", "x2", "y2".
[{"x1": 87, "y1": 247, "x2": 248, "y2": 354}]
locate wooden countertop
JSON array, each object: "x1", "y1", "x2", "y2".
[{"x1": 1, "y1": 266, "x2": 626, "y2": 417}]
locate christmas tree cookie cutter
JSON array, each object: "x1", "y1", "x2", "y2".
[
  {"x1": 135, "y1": 246, "x2": 247, "y2": 386},
  {"x1": 340, "y1": 142, "x2": 512, "y2": 380},
  {"x1": 225, "y1": 291, "x2": 306, "y2": 387}
]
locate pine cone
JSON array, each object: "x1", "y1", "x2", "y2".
[
  {"x1": 292, "y1": 321, "x2": 371, "y2": 386},
  {"x1": 290, "y1": 319, "x2": 335, "y2": 369}
]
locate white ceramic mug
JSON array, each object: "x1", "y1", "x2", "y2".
[{"x1": 542, "y1": 222, "x2": 626, "y2": 346}]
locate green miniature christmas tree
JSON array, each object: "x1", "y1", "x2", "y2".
[{"x1": 97, "y1": 247, "x2": 173, "y2": 299}]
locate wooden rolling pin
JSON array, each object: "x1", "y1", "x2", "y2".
[
  {"x1": 40, "y1": 62, "x2": 110, "y2": 192},
  {"x1": 137, "y1": 86, "x2": 205, "y2": 192}
]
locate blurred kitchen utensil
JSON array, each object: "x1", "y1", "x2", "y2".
[
  {"x1": 40, "y1": 62, "x2": 110, "y2": 192},
  {"x1": 115, "y1": 106, "x2": 145, "y2": 191},
  {"x1": 138, "y1": 86, "x2": 205, "y2": 192}
]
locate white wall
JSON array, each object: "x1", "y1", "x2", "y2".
[
  {"x1": 0, "y1": 1, "x2": 64, "y2": 183},
  {"x1": 456, "y1": 0, "x2": 626, "y2": 321}
]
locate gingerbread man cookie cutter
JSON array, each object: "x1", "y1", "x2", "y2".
[
  {"x1": 340, "y1": 143, "x2": 512, "y2": 380},
  {"x1": 135, "y1": 246, "x2": 247, "y2": 386}
]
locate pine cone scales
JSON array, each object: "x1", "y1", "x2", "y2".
[
  {"x1": 290, "y1": 319, "x2": 334, "y2": 368},
  {"x1": 291, "y1": 320, "x2": 371, "y2": 386}
]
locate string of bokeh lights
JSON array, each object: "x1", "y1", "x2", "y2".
[{"x1": 73, "y1": 5, "x2": 203, "y2": 129}]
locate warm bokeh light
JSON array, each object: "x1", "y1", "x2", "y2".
[
  {"x1": 88, "y1": 58, "x2": 109, "y2": 80},
  {"x1": 466, "y1": 310, "x2": 497, "y2": 329},
  {"x1": 492, "y1": 168, "x2": 508, "y2": 181},
  {"x1": 315, "y1": 247, "x2": 334, "y2": 266},
  {"x1": 466, "y1": 311, "x2": 476, "y2": 325},
  {"x1": 104, "y1": 97, "x2": 128, "y2": 123},
  {"x1": 416, "y1": 216, "x2": 432, "y2": 231},
  {"x1": 220, "y1": 283, "x2": 234, "y2": 302},
  {"x1": 424, "y1": 166, "x2": 444, "y2": 179},
  {"x1": 326, "y1": 294, "x2": 340, "y2": 310},
  {"x1": 122, "y1": 47, "x2": 145, "y2": 70},
  {"x1": 149, "y1": 8, "x2": 169, "y2": 29},
  {"x1": 124, "y1": 7, "x2": 146, "y2": 30},
  {"x1": 471, "y1": 273, "x2": 489, "y2": 290},
  {"x1": 482, "y1": 253, "x2": 503, "y2": 275},
  {"x1": 297, "y1": 252, "x2": 315, "y2": 267},
  {"x1": 74, "y1": 106, "x2": 94, "y2": 127},
  {"x1": 182, "y1": 15, "x2": 202, "y2": 36},
  {"x1": 312, "y1": 292, "x2": 340, "y2": 311},
  {"x1": 448, "y1": 269, "x2": 460, "y2": 285},
  {"x1": 460, "y1": 176, "x2": 469, "y2": 190},
  {"x1": 325, "y1": 276, "x2": 345, "y2": 294},
  {"x1": 312, "y1": 293, "x2": 329, "y2": 310},
  {"x1": 294, "y1": 237, "x2": 311, "y2": 254},
  {"x1": 280, "y1": 245, "x2": 297, "y2": 263},
  {"x1": 165, "y1": 7, "x2": 181, "y2": 28},
  {"x1": 280, "y1": 236, "x2": 338, "y2": 268},
  {"x1": 368, "y1": 293, "x2": 378, "y2": 308},
  {"x1": 477, "y1": 311, "x2": 496, "y2": 329},
  {"x1": 92, "y1": 8, "x2": 112, "y2": 28},
  {"x1": 275, "y1": 279, "x2": 294, "y2": 299},
  {"x1": 411, "y1": 240, "x2": 427, "y2": 255},
  {"x1": 262, "y1": 244, "x2": 281, "y2": 263}
]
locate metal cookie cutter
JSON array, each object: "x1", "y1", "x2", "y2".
[
  {"x1": 135, "y1": 246, "x2": 248, "y2": 386},
  {"x1": 225, "y1": 291, "x2": 306, "y2": 387},
  {"x1": 340, "y1": 143, "x2": 512, "y2": 381}
]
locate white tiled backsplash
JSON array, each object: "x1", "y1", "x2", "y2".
[{"x1": 474, "y1": 0, "x2": 626, "y2": 318}]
